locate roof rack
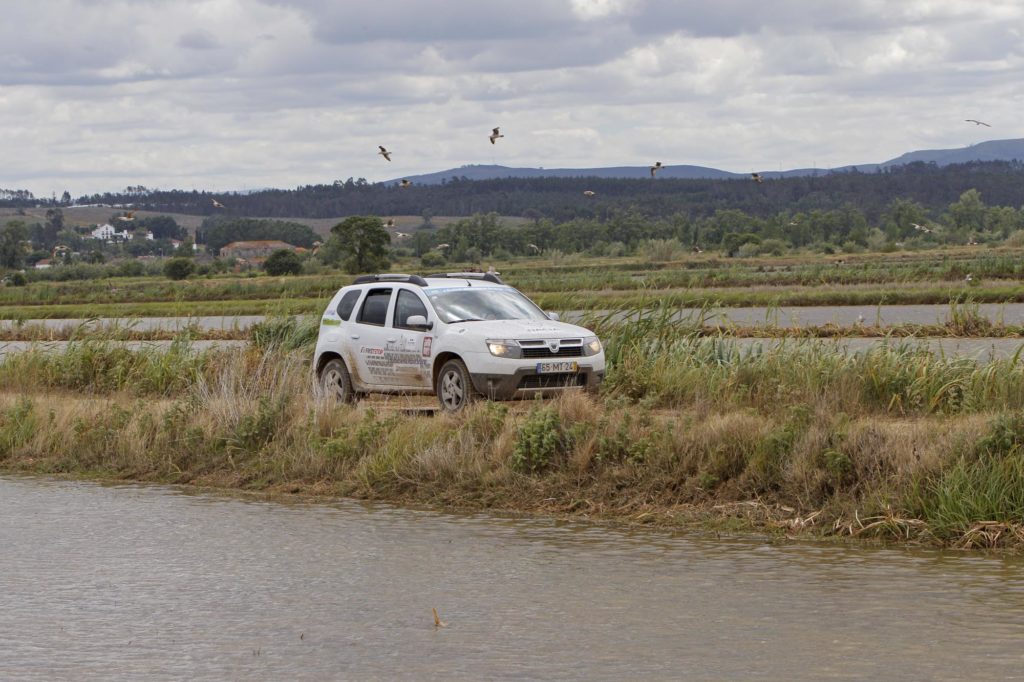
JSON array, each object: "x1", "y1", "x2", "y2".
[
  {"x1": 352, "y1": 274, "x2": 429, "y2": 286},
  {"x1": 424, "y1": 272, "x2": 505, "y2": 285}
]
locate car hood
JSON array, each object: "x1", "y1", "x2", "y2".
[{"x1": 445, "y1": 319, "x2": 596, "y2": 340}]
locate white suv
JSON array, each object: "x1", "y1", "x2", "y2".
[{"x1": 314, "y1": 273, "x2": 605, "y2": 411}]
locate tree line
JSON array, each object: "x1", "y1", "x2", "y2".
[{"x1": 4, "y1": 160, "x2": 1021, "y2": 224}]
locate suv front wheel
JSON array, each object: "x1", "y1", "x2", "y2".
[{"x1": 436, "y1": 359, "x2": 477, "y2": 412}]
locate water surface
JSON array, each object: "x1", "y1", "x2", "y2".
[{"x1": 2, "y1": 477, "x2": 1024, "y2": 680}]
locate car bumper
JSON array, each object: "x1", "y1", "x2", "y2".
[{"x1": 469, "y1": 365, "x2": 604, "y2": 400}]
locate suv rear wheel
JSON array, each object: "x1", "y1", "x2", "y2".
[
  {"x1": 320, "y1": 358, "x2": 355, "y2": 403},
  {"x1": 437, "y1": 358, "x2": 477, "y2": 412}
]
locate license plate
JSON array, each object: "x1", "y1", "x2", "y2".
[{"x1": 536, "y1": 361, "x2": 579, "y2": 374}]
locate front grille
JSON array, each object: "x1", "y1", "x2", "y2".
[
  {"x1": 521, "y1": 346, "x2": 583, "y2": 359},
  {"x1": 518, "y1": 373, "x2": 587, "y2": 390}
]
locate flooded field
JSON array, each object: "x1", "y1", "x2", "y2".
[
  {"x1": 7, "y1": 302, "x2": 1024, "y2": 333},
  {"x1": 3, "y1": 476, "x2": 1024, "y2": 681}
]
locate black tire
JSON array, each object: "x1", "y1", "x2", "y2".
[
  {"x1": 436, "y1": 358, "x2": 477, "y2": 412},
  {"x1": 319, "y1": 358, "x2": 355, "y2": 403}
]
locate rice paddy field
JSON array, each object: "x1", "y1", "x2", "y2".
[
  {"x1": 3, "y1": 245, "x2": 1024, "y2": 322},
  {"x1": 7, "y1": 245, "x2": 1024, "y2": 548}
]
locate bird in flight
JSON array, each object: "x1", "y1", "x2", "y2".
[
  {"x1": 395, "y1": 232, "x2": 410, "y2": 239},
  {"x1": 400, "y1": 179, "x2": 411, "y2": 188},
  {"x1": 212, "y1": 199, "x2": 225, "y2": 209},
  {"x1": 378, "y1": 145, "x2": 392, "y2": 161},
  {"x1": 435, "y1": 243, "x2": 450, "y2": 250},
  {"x1": 692, "y1": 246, "x2": 703, "y2": 254},
  {"x1": 384, "y1": 218, "x2": 395, "y2": 228},
  {"x1": 911, "y1": 222, "x2": 934, "y2": 234},
  {"x1": 527, "y1": 243, "x2": 540, "y2": 252},
  {"x1": 650, "y1": 161, "x2": 663, "y2": 177},
  {"x1": 489, "y1": 127, "x2": 504, "y2": 144},
  {"x1": 116, "y1": 211, "x2": 135, "y2": 222},
  {"x1": 583, "y1": 190, "x2": 596, "y2": 197},
  {"x1": 751, "y1": 173, "x2": 763, "y2": 183},
  {"x1": 965, "y1": 119, "x2": 991, "y2": 127}
]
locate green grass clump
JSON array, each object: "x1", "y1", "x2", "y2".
[
  {"x1": 249, "y1": 315, "x2": 319, "y2": 351},
  {"x1": 0, "y1": 337, "x2": 214, "y2": 396},
  {"x1": 0, "y1": 398, "x2": 36, "y2": 457},
  {"x1": 912, "y1": 413, "x2": 1024, "y2": 538}
]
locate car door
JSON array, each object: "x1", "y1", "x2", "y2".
[
  {"x1": 391, "y1": 287, "x2": 434, "y2": 389},
  {"x1": 351, "y1": 287, "x2": 396, "y2": 387}
]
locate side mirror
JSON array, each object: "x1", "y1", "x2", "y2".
[
  {"x1": 406, "y1": 315, "x2": 433, "y2": 330},
  {"x1": 546, "y1": 311, "x2": 560, "y2": 321}
]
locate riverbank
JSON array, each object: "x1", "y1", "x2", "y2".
[{"x1": 4, "y1": 334, "x2": 1024, "y2": 548}]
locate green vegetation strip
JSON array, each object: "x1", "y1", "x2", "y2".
[
  {"x1": 6, "y1": 248, "x2": 1024, "y2": 311},
  {"x1": 5, "y1": 285, "x2": 1024, "y2": 321},
  {"x1": 4, "y1": 315, "x2": 1024, "y2": 548}
]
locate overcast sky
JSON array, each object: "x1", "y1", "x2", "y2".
[{"x1": 1, "y1": 0, "x2": 1022, "y2": 196}]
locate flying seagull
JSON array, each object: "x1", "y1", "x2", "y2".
[
  {"x1": 751, "y1": 173, "x2": 763, "y2": 183},
  {"x1": 583, "y1": 190, "x2": 596, "y2": 196},
  {"x1": 211, "y1": 199, "x2": 225, "y2": 208},
  {"x1": 395, "y1": 232, "x2": 410, "y2": 239},
  {"x1": 400, "y1": 179, "x2": 411, "y2": 188},
  {"x1": 378, "y1": 145, "x2": 392, "y2": 161},
  {"x1": 489, "y1": 127, "x2": 504, "y2": 144},
  {"x1": 116, "y1": 211, "x2": 135, "y2": 222},
  {"x1": 527, "y1": 243, "x2": 540, "y2": 252},
  {"x1": 965, "y1": 119, "x2": 991, "y2": 127},
  {"x1": 650, "y1": 161, "x2": 663, "y2": 177}
]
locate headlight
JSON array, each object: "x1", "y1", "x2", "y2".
[
  {"x1": 486, "y1": 339, "x2": 522, "y2": 358},
  {"x1": 582, "y1": 336, "x2": 602, "y2": 356}
]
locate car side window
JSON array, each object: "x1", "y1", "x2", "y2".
[
  {"x1": 394, "y1": 289, "x2": 429, "y2": 329},
  {"x1": 357, "y1": 288, "x2": 392, "y2": 326},
  {"x1": 336, "y1": 290, "x2": 361, "y2": 321}
]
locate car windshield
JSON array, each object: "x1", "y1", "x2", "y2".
[{"x1": 426, "y1": 287, "x2": 549, "y2": 323}]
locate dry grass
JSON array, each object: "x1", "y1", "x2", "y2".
[{"x1": 4, "y1": 339, "x2": 1024, "y2": 547}]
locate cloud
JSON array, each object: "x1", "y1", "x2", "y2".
[
  {"x1": 0, "y1": 0, "x2": 1022, "y2": 195},
  {"x1": 177, "y1": 29, "x2": 222, "y2": 50}
]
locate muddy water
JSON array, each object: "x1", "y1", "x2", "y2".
[{"x1": 3, "y1": 477, "x2": 1024, "y2": 680}]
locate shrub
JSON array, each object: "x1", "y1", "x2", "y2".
[
  {"x1": 264, "y1": 249, "x2": 303, "y2": 276},
  {"x1": 164, "y1": 258, "x2": 195, "y2": 280},
  {"x1": 420, "y1": 251, "x2": 446, "y2": 268},
  {"x1": 8, "y1": 272, "x2": 27, "y2": 287},
  {"x1": 512, "y1": 406, "x2": 566, "y2": 474}
]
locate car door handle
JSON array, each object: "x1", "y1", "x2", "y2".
[
  {"x1": 350, "y1": 334, "x2": 360, "y2": 340},
  {"x1": 386, "y1": 338, "x2": 397, "y2": 343}
]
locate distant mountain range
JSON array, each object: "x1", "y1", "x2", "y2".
[{"x1": 388, "y1": 138, "x2": 1024, "y2": 185}]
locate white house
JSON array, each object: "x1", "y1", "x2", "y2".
[{"x1": 90, "y1": 223, "x2": 118, "y2": 240}]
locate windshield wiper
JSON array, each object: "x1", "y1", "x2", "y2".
[{"x1": 448, "y1": 317, "x2": 484, "y2": 323}]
